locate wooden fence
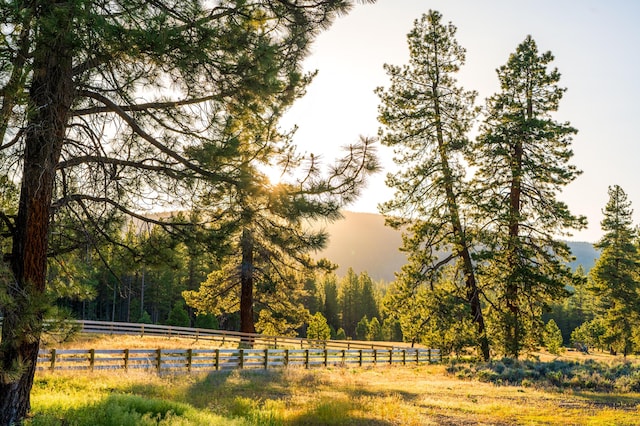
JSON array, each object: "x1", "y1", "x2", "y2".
[
  {"x1": 37, "y1": 347, "x2": 441, "y2": 373},
  {"x1": 75, "y1": 320, "x2": 417, "y2": 351}
]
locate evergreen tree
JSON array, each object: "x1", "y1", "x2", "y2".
[
  {"x1": 194, "y1": 313, "x2": 218, "y2": 330},
  {"x1": 183, "y1": 132, "x2": 378, "y2": 337},
  {"x1": 355, "y1": 316, "x2": 370, "y2": 341},
  {"x1": 471, "y1": 36, "x2": 586, "y2": 358},
  {"x1": 376, "y1": 10, "x2": 489, "y2": 360},
  {"x1": 321, "y1": 274, "x2": 341, "y2": 331},
  {"x1": 339, "y1": 268, "x2": 360, "y2": 337},
  {"x1": 166, "y1": 301, "x2": 191, "y2": 327},
  {"x1": 307, "y1": 312, "x2": 331, "y2": 341},
  {"x1": 588, "y1": 185, "x2": 640, "y2": 356},
  {"x1": 543, "y1": 319, "x2": 564, "y2": 355},
  {"x1": 366, "y1": 316, "x2": 383, "y2": 341},
  {"x1": 0, "y1": 1, "x2": 375, "y2": 422},
  {"x1": 358, "y1": 272, "x2": 380, "y2": 321},
  {"x1": 381, "y1": 317, "x2": 403, "y2": 342}
]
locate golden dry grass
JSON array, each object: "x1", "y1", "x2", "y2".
[{"x1": 30, "y1": 362, "x2": 640, "y2": 425}]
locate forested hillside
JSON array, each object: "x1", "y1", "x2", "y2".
[{"x1": 318, "y1": 211, "x2": 599, "y2": 282}]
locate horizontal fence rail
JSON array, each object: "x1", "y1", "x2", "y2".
[
  {"x1": 74, "y1": 320, "x2": 418, "y2": 351},
  {"x1": 37, "y1": 347, "x2": 441, "y2": 373}
]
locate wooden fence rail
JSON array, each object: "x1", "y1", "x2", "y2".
[
  {"x1": 74, "y1": 320, "x2": 417, "y2": 351},
  {"x1": 37, "y1": 347, "x2": 441, "y2": 373}
]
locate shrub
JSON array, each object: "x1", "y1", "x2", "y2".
[{"x1": 166, "y1": 302, "x2": 190, "y2": 327}]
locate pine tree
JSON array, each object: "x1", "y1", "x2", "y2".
[
  {"x1": 588, "y1": 185, "x2": 640, "y2": 356},
  {"x1": 471, "y1": 36, "x2": 586, "y2": 358},
  {"x1": 376, "y1": 10, "x2": 489, "y2": 360},
  {"x1": 358, "y1": 272, "x2": 379, "y2": 321},
  {"x1": 355, "y1": 316, "x2": 370, "y2": 341},
  {"x1": 307, "y1": 312, "x2": 331, "y2": 341},
  {"x1": 321, "y1": 274, "x2": 341, "y2": 331},
  {"x1": 339, "y1": 268, "x2": 360, "y2": 337},
  {"x1": 543, "y1": 319, "x2": 564, "y2": 355}
]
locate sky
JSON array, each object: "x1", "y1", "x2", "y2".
[{"x1": 280, "y1": 0, "x2": 640, "y2": 243}]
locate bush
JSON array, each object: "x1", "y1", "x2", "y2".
[
  {"x1": 447, "y1": 358, "x2": 640, "y2": 392},
  {"x1": 194, "y1": 313, "x2": 218, "y2": 330},
  {"x1": 166, "y1": 302, "x2": 190, "y2": 327},
  {"x1": 139, "y1": 311, "x2": 152, "y2": 324}
]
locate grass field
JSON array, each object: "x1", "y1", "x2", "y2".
[{"x1": 27, "y1": 342, "x2": 640, "y2": 426}]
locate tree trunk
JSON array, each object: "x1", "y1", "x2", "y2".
[
  {"x1": 505, "y1": 136, "x2": 524, "y2": 359},
  {"x1": 432, "y1": 82, "x2": 490, "y2": 361},
  {"x1": 0, "y1": 3, "x2": 73, "y2": 423},
  {"x1": 240, "y1": 228, "x2": 256, "y2": 345}
]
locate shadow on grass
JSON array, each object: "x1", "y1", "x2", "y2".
[
  {"x1": 573, "y1": 392, "x2": 640, "y2": 411},
  {"x1": 182, "y1": 368, "x2": 407, "y2": 425},
  {"x1": 29, "y1": 393, "x2": 237, "y2": 426}
]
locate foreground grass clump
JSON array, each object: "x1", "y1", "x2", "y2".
[
  {"x1": 28, "y1": 364, "x2": 640, "y2": 425},
  {"x1": 448, "y1": 357, "x2": 640, "y2": 392}
]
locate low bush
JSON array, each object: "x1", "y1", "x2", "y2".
[{"x1": 447, "y1": 358, "x2": 640, "y2": 392}]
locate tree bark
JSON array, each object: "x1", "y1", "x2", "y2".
[
  {"x1": 240, "y1": 228, "x2": 256, "y2": 346},
  {"x1": 0, "y1": 3, "x2": 73, "y2": 423}
]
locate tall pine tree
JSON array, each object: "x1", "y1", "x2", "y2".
[
  {"x1": 376, "y1": 10, "x2": 489, "y2": 360},
  {"x1": 471, "y1": 36, "x2": 586, "y2": 358}
]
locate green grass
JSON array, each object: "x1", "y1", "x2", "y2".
[{"x1": 27, "y1": 359, "x2": 640, "y2": 425}]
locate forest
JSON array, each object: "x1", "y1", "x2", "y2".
[{"x1": 1, "y1": 1, "x2": 639, "y2": 425}]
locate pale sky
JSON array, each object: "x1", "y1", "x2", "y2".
[{"x1": 281, "y1": 0, "x2": 640, "y2": 243}]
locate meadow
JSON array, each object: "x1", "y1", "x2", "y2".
[{"x1": 27, "y1": 337, "x2": 640, "y2": 425}]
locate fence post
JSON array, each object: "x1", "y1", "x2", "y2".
[
  {"x1": 389, "y1": 349, "x2": 393, "y2": 365},
  {"x1": 304, "y1": 349, "x2": 309, "y2": 369},
  {"x1": 89, "y1": 349, "x2": 95, "y2": 371},
  {"x1": 373, "y1": 349, "x2": 377, "y2": 366},
  {"x1": 284, "y1": 349, "x2": 289, "y2": 367},
  {"x1": 264, "y1": 349, "x2": 269, "y2": 369},
  {"x1": 141, "y1": 324, "x2": 144, "y2": 337},
  {"x1": 215, "y1": 349, "x2": 220, "y2": 371},
  {"x1": 342, "y1": 349, "x2": 346, "y2": 366},
  {"x1": 359, "y1": 349, "x2": 363, "y2": 367},
  {"x1": 274, "y1": 337, "x2": 277, "y2": 349},
  {"x1": 416, "y1": 349, "x2": 420, "y2": 365},
  {"x1": 428, "y1": 349, "x2": 432, "y2": 363},
  {"x1": 50, "y1": 349, "x2": 56, "y2": 372},
  {"x1": 239, "y1": 349, "x2": 244, "y2": 369},
  {"x1": 402, "y1": 349, "x2": 406, "y2": 366},
  {"x1": 124, "y1": 349, "x2": 129, "y2": 370},
  {"x1": 324, "y1": 349, "x2": 328, "y2": 367},
  {"x1": 156, "y1": 348, "x2": 162, "y2": 372},
  {"x1": 187, "y1": 349, "x2": 193, "y2": 372}
]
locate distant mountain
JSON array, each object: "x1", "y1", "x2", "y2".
[{"x1": 315, "y1": 211, "x2": 599, "y2": 282}]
